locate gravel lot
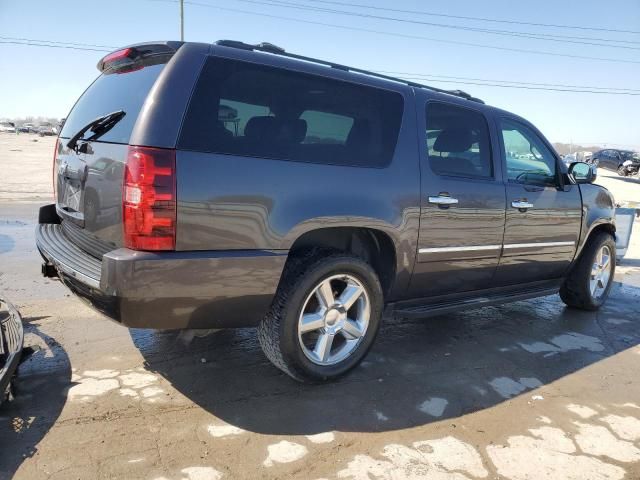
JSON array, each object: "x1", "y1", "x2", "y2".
[{"x1": 1, "y1": 133, "x2": 639, "y2": 480}]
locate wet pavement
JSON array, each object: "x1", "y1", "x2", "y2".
[{"x1": 1, "y1": 136, "x2": 640, "y2": 479}]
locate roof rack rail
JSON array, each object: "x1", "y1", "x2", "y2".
[{"x1": 215, "y1": 40, "x2": 484, "y2": 104}]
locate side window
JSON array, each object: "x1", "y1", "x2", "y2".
[
  {"x1": 425, "y1": 102, "x2": 493, "y2": 178},
  {"x1": 500, "y1": 119, "x2": 558, "y2": 187},
  {"x1": 299, "y1": 111, "x2": 354, "y2": 145},
  {"x1": 179, "y1": 57, "x2": 404, "y2": 167}
]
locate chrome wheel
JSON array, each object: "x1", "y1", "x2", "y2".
[
  {"x1": 590, "y1": 245, "x2": 612, "y2": 299},
  {"x1": 297, "y1": 274, "x2": 370, "y2": 366}
]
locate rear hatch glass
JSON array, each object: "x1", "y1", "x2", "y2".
[{"x1": 60, "y1": 61, "x2": 166, "y2": 144}]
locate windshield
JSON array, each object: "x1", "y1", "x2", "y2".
[
  {"x1": 621, "y1": 151, "x2": 640, "y2": 161},
  {"x1": 60, "y1": 62, "x2": 166, "y2": 144}
]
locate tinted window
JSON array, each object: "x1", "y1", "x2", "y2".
[
  {"x1": 179, "y1": 57, "x2": 404, "y2": 167},
  {"x1": 425, "y1": 102, "x2": 492, "y2": 178},
  {"x1": 500, "y1": 118, "x2": 558, "y2": 186},
  {"x1": 60, "y1": 61, "x2": 167, "y2": 144}
]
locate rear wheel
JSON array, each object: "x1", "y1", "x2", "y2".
[
  {"x1": 258, "y1": 251, "x2": 383, "y2": 382},
  {"x1": 617, "y1": 165, "x2": 627, "y2": 176},
  {"x1": 560, "y1": 232, "x2": 616, "y2": 310}
]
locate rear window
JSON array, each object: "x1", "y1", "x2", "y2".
[
  {"x1": 178, "y1": 57, "x2": 404, "y2": 167},
  {"x1": 59, "y1": 62, "x2": 166, "y2": 144}
]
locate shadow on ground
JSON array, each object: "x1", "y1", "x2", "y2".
[
  {"x1": 0, "y1": 321, "x2": 70, "y2": 478},
  {"x1": 133, "y1": 281, "x2": 640, "y2": 436}
]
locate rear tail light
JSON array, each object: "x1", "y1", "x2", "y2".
[
  {"x1": 123, "y1": 146, "x2": 176, "y2": 251},
  {"x1": 52, "y1": 138, "x2": 59, "y2": 200}
]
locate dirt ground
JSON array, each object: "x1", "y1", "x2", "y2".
[{"x1": 1, "y1": 133, "x2": 640, "y2": 480}]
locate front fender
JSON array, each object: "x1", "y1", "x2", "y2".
[{"x1": 575, "y1": 184, "x2": 616, "y2": 259}]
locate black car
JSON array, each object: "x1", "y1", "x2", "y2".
[
  {"x1": 591, "y1": 149, "x2": 640, "y2": 175},
  {"x1": 36, "y1": 41, "x2": 616, "y2": 382}
]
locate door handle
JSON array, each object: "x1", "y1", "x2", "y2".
[
  {"x1": 428, "y1": 195, "x2": 459, "y2": 205},
  {"x1": 511, "y1": 200, "x2": 534, "y2": 210}
]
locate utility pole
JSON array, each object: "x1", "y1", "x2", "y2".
[{"x1": 180, "y1": 0, "x2": 184, "y2": 41}]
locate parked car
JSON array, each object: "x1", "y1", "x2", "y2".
[
  {"x1": 36, "y1": 41, "x2": 617, "y2": 382},
  {"x1": 17, "y1": 124, "x2": 31, "y2": 133},
  {"x1": 22, "y1": 123, "x2": 37, "y2": 133},
  {"x1": 561, "y1": 153, "x2": 577, "y2": 167},
  {"x1": 591, "y1": 149, "x2": 640, "y2": 175},
  {"x1": 0, "y1": 298, "x2": 24, "y2": 403},
  {"x1": 0, "y1": 122, "x2": 16, "y2": 133},
  {"x1": 37, "y1": 125, "x2": 57, "y2": 136}
]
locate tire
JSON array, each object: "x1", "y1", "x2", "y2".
[
  {"x1": 560, "y1": 232, "x2": 616, "y2": 310},
  {"x1": 617, "y1": 165, "x2": 627, "y2": 176},
  {"x1": 258, "y1": 250, "x2": 383, "y2": 382}
]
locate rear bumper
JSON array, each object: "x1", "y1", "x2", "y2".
[{"x1": 36, "y1": 205, "x2": 288, "y2": 329}]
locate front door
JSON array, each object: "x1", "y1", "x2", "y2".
[
  {"x1": 409, "y1": 99, "x2": 506, "y2": 298},
  {"x1": 493, "y1": 117, "x2": 582, "y2": 286}
]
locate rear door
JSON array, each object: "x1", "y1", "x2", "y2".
[
  {"x1": 409, "y1": 98, "x2": 506, "y2": 298},
  {"x1": 493, "y1": 116, "x2": 582, "y2": 285}
]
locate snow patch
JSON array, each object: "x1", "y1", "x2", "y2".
[
  {"x1": 337, "y1": 436, "x2": 487, "y2": 480},
  {"x1": 180, "y1": 467, "x2": 223, "y2": 480},
  {"x1": 207, "y1": 423, "x2": 245, "y2": 438},
  {"x1": 306, "y1": 432, "x2": 335, "y2": 444},
  {"x1": 574, "y1": 422, "x2": 640, "y2": 462},
  {"x1": 418, "y1": 397, "x2": 448, "y2": 417},
  {"x1": 68, "y1": 378, "x2": 119, "y2": 400},
  {"x1": 375, "y1": 411, "x2": 389, "y2": 422},
  {"x1": 519, "y1": 332, "x2": 604, "y2": 355},
  {"x1": 487, "y1": 426, "x2": 625, "y2": 480},
  {"x1": 600, "y1": 414, "x2": 640, "y2": 441},
  {"x1": 263, "y1": 441, "x2": 308, "y2": 467},
  {"x1": 489, "y1": 377, "x2": 542, "y2": 398},
  {"x1": 567, "y1": 404, "x2": 598, "y2": 419}
]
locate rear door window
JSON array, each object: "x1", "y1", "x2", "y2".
[
  {"x1": 425, "y1": 102, "x2": 493, "y2": 178},
  {"x1": 179, "y1": 57, "x2": 404, "y2": 167},
  {"x1": 59, "y1": 61, "x2": 167, "y2": 144}
]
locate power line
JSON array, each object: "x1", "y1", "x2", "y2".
[
  {"x1": 2, "y1": 36, "x2": 638, "y2": 95},
  {"x1": 225, "y1": 0, "x2": 640, "y2": 50},
  {"x1": 0, "y1": 35, "x2": 116, "y2": 49},
  {"x1": 0, "y1": 40, "x2": 111, "y2": 52},
  {"x1": 181, "y1": 1, "x2": 640, "y2": 64},
  {"x1": 396, "y1": 76, "x2": 640, "y2": 95},
  {"x1": 378, "y1": 71, "x2": 640, "y2": 93},
  {"x1": 298, "y1": 0, "x2": 640, "y2": 35}
]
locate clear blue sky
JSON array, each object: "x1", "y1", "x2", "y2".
[{"x1": 1, "y1": 0, "x2": 639, "y2": 149}]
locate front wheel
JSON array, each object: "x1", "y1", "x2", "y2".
[
  {"x1": 560, "y1": 232, "x2": 616, "y2": 310},
  {"x1": 617, "y1": 165, "x2": 628, "y2": 176},
  {"x1": 258, "y1": 252, "x2": 383, "y2": 382}
]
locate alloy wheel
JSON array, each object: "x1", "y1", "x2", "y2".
[
  {"x1": 297, "y1": 274, "x2": 370, "y2": 366},
  {"x1": 590, "y1": 245, "x2": 612, "y2": 299}
]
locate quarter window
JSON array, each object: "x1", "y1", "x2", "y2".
[
  {"x1": 500, "y1": 119, "x2": 558, "y2": 186},
  {"x1": 425, "y1": 102, "x2": 493, "y2": 178},
  {"x1": 179, "y1": 57, "x2": 404, "y2": 167}
]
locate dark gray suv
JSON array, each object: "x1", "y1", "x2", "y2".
[{"x1": 37, "y1": 41, "x2": 617, "y2": 382}]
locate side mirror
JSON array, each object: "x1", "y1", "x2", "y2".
[{"x1": 569, "y1": 161, "x2": 596, "y2": 184}]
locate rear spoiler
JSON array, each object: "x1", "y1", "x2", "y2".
[{"x1": 97, "y1": 41, "x2": 183, "y2": 72}]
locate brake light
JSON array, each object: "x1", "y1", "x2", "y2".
[
  {"x1": 52, "y1": 138, "x2": 59, "y2": 200},
  {"x1": 102, "y1": 48, "x2": 132, "y2": 64},
  {"x1": 123, "y1": 146, "x2": 176, "y2": 251},
  {"x1": 98, "y1": 48, "x2": 136, "y2": 72}
]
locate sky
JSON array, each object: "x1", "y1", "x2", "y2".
[{"x1": 1, "y1": 0, "x2": 639, "y2": 149}]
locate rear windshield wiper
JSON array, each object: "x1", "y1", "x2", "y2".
[{"x1": 66, "y1": 110, "x2": 126, "y2": 151}]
